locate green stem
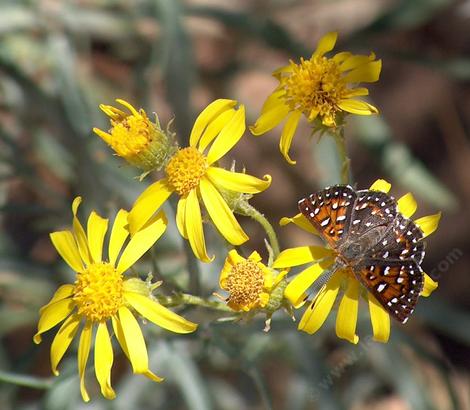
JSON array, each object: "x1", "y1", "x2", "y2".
[
  {"x1": 332, "y1": 126, "x2": 351, "y2": 184},
  {"x1": 157, "y1": 293, "x2": 233, "y2": 312},
  {"x1": 0, "y1": 370, "x2": 53, "y2": 390},
  {"x1": 236, "y1": 203, "x2": 280, "y2": 258},
  {"x1": 247, "y1": 367, "x2": 273, "y2": 410}
]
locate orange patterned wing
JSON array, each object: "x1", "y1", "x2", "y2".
[
  {"x1": 354, "y1": 259, "x2": 424, "y2": 323},
  {"x1": 298, "y1": 185, "x2": 356, "y2": 249}
]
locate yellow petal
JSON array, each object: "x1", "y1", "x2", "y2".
[
  {"x1": 248, "y1": 250, "x2": 262, "y2": 262},
  {"x1": 93, "y1": 128, "x2": 112, "y2": 145},
  {"x1": 117, "y1": 211, "x2": 167, "y2": 273},
  {"x1": 198, "y1": 109, "x2": 236, "y2": 152},
  {"x1": 206, "y1": 105, "x2": 246, "y2": 165},
  {"x1": 111, "y1": 315, "x2": 163, "y2": 383},
  {"x1": 98, "y1": 103, "x2": 124, "y2": 118},
  {"x1": 249, "y1": 102, "x2": 290, "y2": 136},
  {"x1": 337, "y1": 99, "x2": 378, "y2": 115},
  {"x1": 219, "y1": 249, "x2": 244, "y2": 288},
  {"x1": 142, "y1": 369, "x2": 165, "y2": 383},
  {"x1": 176, "y1": 196, "x2": 188, "y2": 239},
  {"x1": 421, "y1": 273, "x2": 438, "y2": 297},
  {"x1": 343, "y1": 87, "x2": 369, "y2": 97},
  {"x1": 128, "y1": 178, "x2": 173, "y2": 235},
  {"x1": 260, "y1": 89, "x2": 286, "y2": 113},
  {"x1": 115, "y1": 98, "x2": 140, "y2": 116},
  {"x1": 279, "y1": 110, "x2": 302, "y2": 165},
  {"x1": 336, "y1": 278, "x2": 360, "y2": 344},
  {"x1": 273, "y1": 65, "x2": 294, "y2": 79},
  {"x1": 185, "y1": 189, "x2": 213, "y2": 262},
  {"x1": 34, "y1": 298, "x2": 75, "y2": 344},
  {"x1": 368, "y1": 293, "x2": 390, "y2": 342},
  {"x1": 397, "y1": 193, "x2": 417, "y2": 218},
  {"x1": 39, "y1": 284, "x2": 75, "y2": 313},
  {"x1": 279, "y1": 213, "x2": 319, "y2": 235},
  {"x1": 71, "y1": 197, "x2": 91, "y2": 266},
  {"x1": 298, "y1": 271, "x2": 341, "y2": 333},
  {"x1": 340, "y1": 53, "x2": 376, "y2": 72},
  {"x1": 273, "y1": 269, "x2": 288, "y2": 287},
  {"x1": 94, "y1": 322, "x2": 116, "y2": 400},
  {"x1": 111, "y1": 316, "x2": 129, "y2": 357},
  {"x1": 50, "y1": 231, "x2": 84, "y2": 272},
  {"x1": 199, "y1": 178, "x2": 249, "y2": 245},
  {"x1": 50, "y1": 313, "x2": 80, "y2": 375},
  {"x1": 87, "y1": 211, "x2": 108, "y2": 263},
  {"x1": 273, "y1": 246, "x2": 334, "y2": 268},
  {"x1": 78, "y1": 321, "x2": 92, "y2": 402},
  {"x1": 108, "y1": 209, "x2": 130, "y2": 266},
  {"x1": 284, "y1": 260, "x2": 334, "y2": 307},
  {"x1": 369, "y1": 179, "x2": 391, "y2": 193},
  {"x1": 206, "y1": 167, "x2": 272, "y2": 194},
  {"x1": 189, "y1": 99, "x2": 237, "y2": 148},
  {"x1": 415, "y1": 212, "x2": 441, "y2": 238},
  {"x1": 124, "y1": 291, "x2": 198, "y2": 333},
  {"x1": 118, "y1": 306, "x2": 150, "y2": 373},
  {"x1": 343, "y1": 60, "x2": 382, "y2": 83},
  {"x1": 332, "y1": 51, "x2": 352, "y2": 64},
  {"x1": 312, "y1": 32, "x2": 338, "y2": 58},
  {"x1": 259, "y1": 292, "x2": 270, "y2": 307}
]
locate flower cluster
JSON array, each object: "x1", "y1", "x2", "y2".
[
  {"x1": 35, "y1": 31, "x2": 442, "y2": 402},
  {"x1": 34, "y1": 198, "x2": 197, "y2": 401},
  {"x1": 250, "y1": 32, "x2": 381, "y2": 164}
]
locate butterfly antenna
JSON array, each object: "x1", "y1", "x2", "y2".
[{"x1": 308, "y1": 261, "x2": 342, "y2": 301}]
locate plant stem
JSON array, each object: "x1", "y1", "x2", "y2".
[
  {"x1": 157, "y1": 293, "x2": 233, "y2": 312},
  {"x1": 0, "y1": 370, "x2": 53, "y2": 390},
  {"x1": 332, "y1": 126, "x2": 351, "y2": 184},
  {"x1": 236, "y1": 202, "x2": 280, "y2": 258},
  {"x1": 247, "y1": 367, "x2": 273, "y2": 410}
]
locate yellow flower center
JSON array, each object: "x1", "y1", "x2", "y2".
[
  {"x1": 108, "y1": 112, "x2": 154, "y2": 158},
  {"x1": 165, "y1": 147, "x2": 208, "y2": 196},
  {"x1": 281, "y1": 56, "x2": 347, "y2": 126},
  {"x1": 225, "y1": 260, "x2": 264, "y2": 308},
  {"x1": 73, "y1": 262, "x2": 124, "y2": 322}
]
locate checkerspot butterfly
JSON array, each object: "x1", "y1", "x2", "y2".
[{"x1": 299, "y1": 185, "x2": 425, "y2": 323}]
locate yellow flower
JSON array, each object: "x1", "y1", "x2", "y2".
[
  {"x1": 250, "y1": 32, "x2": 382, "y2": 164},
  {"x1": 34, "y1": 198, "x2": 197, "y2": 402},
  {"x1": 274, "y1": 179, "x2": 440, "y2": 344},
  {"x1": 128, "y1": 99, "x2": 272, "y2": 262},
  {"x1": 94, "y1": 99, "x2": 176, "y2": 173},
  {"x1": 218, "y1": 249, "x2": 285, "y2": 312}
]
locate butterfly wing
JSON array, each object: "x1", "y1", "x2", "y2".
[
  {"x1": 298, "y1": 185, "x2": 356, "y2": 249},
  {"x1": 354, "y1": 259, "x2": 424, "y2": 323},
  {"x1": 347, "y1": 190, "x2": 398, "y2": 239},
  {"x1": 365, "y1": 213, "x2": 425, "y2": 264}
]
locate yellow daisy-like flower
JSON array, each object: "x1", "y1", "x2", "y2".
[
  {"x1": 250, "y1": 32, "x2": 382, "y2": 164},
  {"x1": 34, "y1": 198, "x2": 197, "y2": 402},
  {"x1": 127, "y1": 99, "x2": 272, "y2": 262},
  {"x1": 94, "y1": 99, "x2": 176, "y2": 173},
  {"x1": 218, "y1": 249, "x2": 285, "y2": 312},
  {"x1": 274, "y1": 179, "x2": 441, "y2": 344}
]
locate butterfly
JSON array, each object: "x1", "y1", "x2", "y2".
[{"x1": 298, "y1": 185, "x2": 425, "y2": 323}]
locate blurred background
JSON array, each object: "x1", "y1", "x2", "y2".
[{"x1": 0, "y1": 0, "x2": 469, "y2": 409}]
